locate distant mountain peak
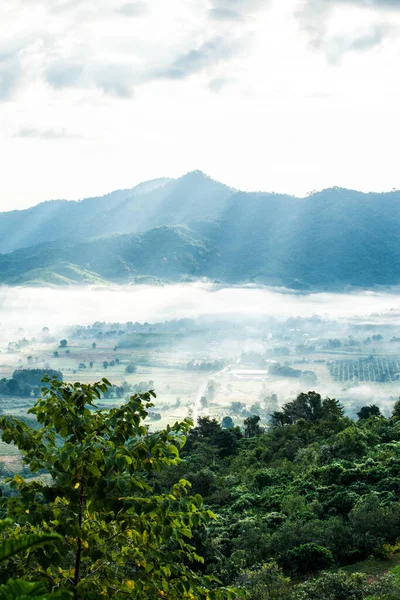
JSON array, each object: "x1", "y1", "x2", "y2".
[{"x1": 130, "y1": 177, "x2": 172, "y2": 195}]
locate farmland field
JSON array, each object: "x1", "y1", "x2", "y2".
[{"x1": 327, "y1": 356, "x2": 400, "y2": 383}]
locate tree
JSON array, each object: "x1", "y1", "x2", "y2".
[
  {"x1": 0, "y1": 519, "x2": 69, "y2": 599},
  {"x1": 222, "y1": 416, "x2": 234, "y2": 429},
  {"x1": 103, "y1": 360, "x2": 108, "y2": 369},
  {"x1": 125, "y1": 364, "x2": 137, "y2": 374},
  {"x1": 12, "y1": 369, "x2": 62, "y2": 387},
  {"x1": 237, "y1": 561, "x2": 291, "y2": 600},
  {"x1": 244, "y1": 415, "x2": 263, "y2": 438},
  {"x1": 328, "y1": 339, "x2": 342, "y2": 349},
  {"x1": 392, "y1": 398, "x2": 400, "y2": 420},
  {"x1": 283, "y1": 543, "x2": 334, "y2": 576},
  {"x1": 59, "y1": 340, "x2": 68, "y2": 348},
  {"x1": 192, "y1": 416, "x2": 221, "y2": 440},
  {"x1": 357, "y1": 405, "x2": 382, "y2": 420},
  {"x1": 270, "y1": 392, "x2": 343, "y2": 427},
  {"x1": 53, "y1": 351, "x2": 59, "y2": 358},
  {"x1": 91, "y1": 343, "x2": 96, "y2": 349},
  {"x1": 0, "y1": 378, "x2": 239, "y2": 600},
  {"x1": 295, "y1": 570, "x2": 397, "y2": 600},
  {"x1": 332, "y1": 426, "x2": 369, "y2": 459}
]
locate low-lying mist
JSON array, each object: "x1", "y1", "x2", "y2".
[
  {"x1": 1, "y1": 282, "x2": 399, "y2": 419},
  {"x1": 0, "y1": 283, "x2": 399, "y2": 336}
]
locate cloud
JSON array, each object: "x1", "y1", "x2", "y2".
[
  {"x1": 297, "y1": 0, "x2": 397, "y2": 59},
  {"x1": 156, "y1": 37, "x2": 241, "y2": 80},
  {"x1": 15, "y1": 127, "x2": 82, "y2": 139},
  {"x1": 45, "y1": 61, "x2": 83, "y2": 89},
  {"x1": 330, "y1": 0, "x2": 400, "y2": 6},
  {"x1": 208, "y1": 0, "x2": 270, "y2": 20},
  {"x1": 0, "y1": 0, "x2": 253, "y2": 101},
  {"x1": 0, "y1": 52, "x2": 21, "y2": 100},
  {"x1": 208, "y1": 77, "x2": 234, "y2": 92},
  {"x1": 44, "y1": 34, "x2": 241, "y2": 96},
  {"x1": 117, "y1": 2, "x2": 148, "y2": 17},
  {"x1": 342, "y1": 23, "x2": 390, "y2": 49},
  {"x1": 45, "y1": 58, "x2": 138, "y2": 98},
  {"x1": 325, "y1": 23, "x2": 392, "y2": 62},
  {"x1": 209, "y1": 8, "x2": 242, "y2": 21}
]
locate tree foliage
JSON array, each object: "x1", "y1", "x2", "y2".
[
  {"x1": 0, "y1": 378, "x2": 240, "y2": 600},
  {"x1": 0, "y1": 519, "x2": 69, "y2": 599},
  {"x1": 270, "y1": 392, "x2": 344, "y2": 426}
]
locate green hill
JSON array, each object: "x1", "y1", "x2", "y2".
[{"x1": 1, "y1": 173, "x2": 400, "y2": 288}]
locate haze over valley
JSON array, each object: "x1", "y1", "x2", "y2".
[{"x1": 0, "y1": 282, "x2": 399, "y2": 439}]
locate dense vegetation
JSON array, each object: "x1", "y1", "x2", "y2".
[
  {"x1": 0, "y1": 378, "x2": 239, "y2": 599},
  {"x1": 0, "y1": 369, "x2": 62, "y2": 398},
  {"x1": 1, "y1": 172, "x2": 400, "y2": 288},
  {"x1": 2, "y1": 380, "x2": 400, "y2": 597},
  {"x1": 154, "y1": 390, "x2": 400, "y2": 599}
]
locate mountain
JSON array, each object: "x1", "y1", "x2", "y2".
[
  {"x1": 0, "y1": 173, "x2": 400, "y2": 289},
  {"x1": 0, "y1": 171, "x2": 232, "y2": 254}
]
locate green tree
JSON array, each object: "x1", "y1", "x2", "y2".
[
  {"x1": 357, "y1": 405, "x2": 381, "y2": 420},
  {"x1": 221, "y1": 416, "x2": 234, "y2": 429},
  {"x1": 283, "y1": 543, "x2": 334, "y2": 576},
  {"x1": 392, "y1": 398, "x2": 400, "y2": 420},
  {"x1": 332, "y1": 426, "x2": 369, "y2": 459},
  {"x1": 0, "y1": 378, "x2": 239, "y2": 600},
  {"x1": 237, "y1": 561, "x2": 291, "y2": 600},
  {"x1": 270, "y1": 392, "x2": 343, "y2": 427},
  {"x1": 59, "y1": 340, "x2": 68, "y2": 348},
  {"x1": 295, "y1": 570, "x2": 398, "y2": 600},
  {"x1": 244, "y1": 415, "x2": 263, "y2": 438},
  {"x1": 0, "y1": 519, "x2": 69, "y2": 599}
]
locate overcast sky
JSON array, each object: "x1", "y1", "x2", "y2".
[{"x1": 1, "y1": 0, "x2": 400, "y2": 209}]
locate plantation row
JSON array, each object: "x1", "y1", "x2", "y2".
[{"x1": 327, "y1": 356, "x2": 400, "y2": 382}]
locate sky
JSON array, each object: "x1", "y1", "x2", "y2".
[{"x1": 1, "y1": 0, "x2": 400, "y2": 210}]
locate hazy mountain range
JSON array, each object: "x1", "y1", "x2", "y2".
[{"x1": 1, "y1": 171, "x2": 399, "y2": 289}]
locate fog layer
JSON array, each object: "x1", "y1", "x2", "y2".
[{"x1": 0, "y1": 284, "x2": 400, "y2": 334}]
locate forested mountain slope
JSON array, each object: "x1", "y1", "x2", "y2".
[
  {"x1": 1, "y1": 173, "x2": 400, "y2": 288},
  {"x1": 153, "y1": 392, "x2": 400, "y2": 598},
  {"x1": 0, "y1": 172, "x2": 232, "y2": 254}
]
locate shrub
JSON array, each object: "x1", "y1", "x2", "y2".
[{"x1": 283, "y1": 543, "x2": 334, "y2": 576}]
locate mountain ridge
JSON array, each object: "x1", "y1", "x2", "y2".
[{"x1": 1, "y1": 171, "x2": 400, "y2": 289}]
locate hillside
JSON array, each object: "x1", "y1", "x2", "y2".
[
  {"x1": 0, "y1": 172, "x2": 232, "y2": 254},
  {"x1": 4, "y1": 381, "x2": 400, "y2": 600},
  {"x1": 1, "y1": 173, "x2": 400, "y2": 289},
  {"x1": 153, "y1": 391, "x2": 400, "y2": 598}
]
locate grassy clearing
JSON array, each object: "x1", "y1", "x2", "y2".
[{"x1": 339, "y1": 553, "x2": 400, "y2": 577}]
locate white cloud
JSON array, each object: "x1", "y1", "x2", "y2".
[
  {"x1": 15, "y1": 126, "x2": 82, "y2": 139},
  {"x1": 0, "y1": 0, "x2": 400, "y2": 209},
  {"x1": 297, "y1": 0, "x2": 400, "y2": 56}
]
